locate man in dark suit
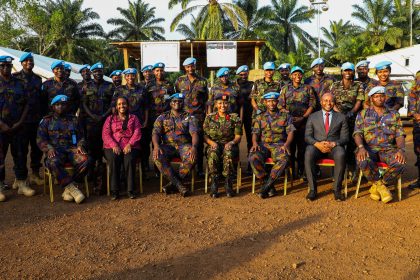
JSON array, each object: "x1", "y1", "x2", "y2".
[{"x1": 304, "y1": 92, "x2": 349, "y2": 201}]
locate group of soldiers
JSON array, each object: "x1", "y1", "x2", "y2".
[{"x1": 0, "y1": 51, "x2": 418, "y2": 203}]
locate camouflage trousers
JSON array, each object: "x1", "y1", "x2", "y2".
[
  {"x1": 45, "y1": 147, "x2": 90, "y2": 189},
  {"x1": 248, "y1": 143, "x2": 289, "y2": 180},
  {"x1": 154, "y1": 144, "x2": 195, "y2": 181},
  {"x1": 357, "y1": 148, "x2": 406, "y2": 186},
  {"x1": 206, "y1": 143, "x2": 239, "y2": 177}
]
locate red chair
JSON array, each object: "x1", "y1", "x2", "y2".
[
  {"x1": 314, "y1": 158, "x2": 348, "y2": 198},
  {"x1": 251, "y1": 158, "x2": 293, "y2": 195},
  {"x1": 159, "y1": 158, "x2": 195, "y2": 192}
]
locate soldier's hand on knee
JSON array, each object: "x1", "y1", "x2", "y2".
[
  {"x1": 394, "y1": 150, "x2": 406, "y2": 164},
  {"x1": 209, "y1": 141, "x2": 218, "y2": 150},
  {"x1": 112, "y1": 146, "x2": 121, "y2": 155},
  {"x1": 356, "y1": 147, "x2": 368, "y2": 162},
  {"x1": 224, "y1": 141, "x2": 234, "y2": 151},
  {"x1": 77, "y1": 146, "x2": 87, "y2": 155},
  {"x1": 153, "y1": 147, "x2": 162, "y2": 160},
  {"x1": 47, "y1": 148, "x2": 56, "y2": 158},
  {"x1": 189, "y1": 146, "x2": 197, "y2": 162},
  {"x1": 250, "y1": 144, "x2": 260, "y2": 153}
]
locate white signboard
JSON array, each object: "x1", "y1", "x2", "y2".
[
  {"x1": 206, "y1": 41, "x2": 237, "y2": 67},
  {"x1": 140, "y1": 42, "x2": 180, "y2": 72}
]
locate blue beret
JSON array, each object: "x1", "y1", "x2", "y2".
[
  {"x1": 122, "y1": 68, "x2": 137, "y2": 75},
  {"x1": 216, "y1": 67, "x2": 230, "y2": 78},
  {"x1": 236, "y1": 65, "x2": 249, "y2": 74},
  {"x1": 341, "y1": 62, "x2": 355, "y2": 71},
  {"x1": 183, "y1": 57, "x2": 196, "y2": 66},
  {"x1": 78, "y1": 64, "x2": 90, "y2": 73},
  {"x1": 214, "y1": 93, "x2": 230, "y2": 101},
  {"x1": 356, "y1": 60, "x2": 370, "y2": 69},
  {"x1": 263, "y1": 61, "x2": 275, "y2": 70},
  {"x1": 277, "y1": 63, "x2": 291, "y2": 70},
  {"x1": 110, "y1": 70, "x2": 122, "y2": 77},
  {"x1": 90, "y1": 62, "x2": 103, "y2": 71},
  {"x1": 375, "y1": 61, "x2": 392, "y2": 71},
  {"x1": 0, "y1": 56, "x2": 14, "y2": 63},
  {"x1": 51, "y1": 94, "x2": 68, "y2": 105},
  {"x1": 153, "y1": 62, "x2": 165, "y2": 69},
  {"x1": 141, "y1": 65, "x2": 153, "y2": 72},
  {"x1": 64, "y1": 63, "x2": 72, "y2": 71},
  {"x1": 169, "y1": 93, "x2": 184, "y2": 100},
  {"x1": 290, "y1": 66, "x2": 304, "y2": 74},
  {"x1": 368, "y1": 86, "x2": 386, "y2": 97},
  {"x1": 51, "y1": 60, "x2": 64, "y2": 70},
  {"x1": 262, "y1": 92, "x2": 280, "y2": 99},
  {"x1": 19, "y1": 52, "x2": 33, "y2": 62},
  {"x1": 311, "y1": 57, "x2": 325, "y2": 68}
]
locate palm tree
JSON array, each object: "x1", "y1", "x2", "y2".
[
  {"x1": 107, "y1": 0, "x2": 165, "y2": 41},
  {"x1": 390, "y1": 0, "x2": 420, "y2": 47},
  {"x1": 266, "y1": 0, "x2": 315, "y2": 54},
  {"x1": 175, "y1": 15, "x2": 203, "y2": 39},
  {"x1": 169, "y1": 0, "x2": 247, "y2": 40},
  {"x1": 321, "y1": 20, "x2": 361, "y2": 50}
]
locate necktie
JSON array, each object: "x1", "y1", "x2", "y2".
[{"x1": 325, "y1": 112, "x2": 330, "y2": 134}]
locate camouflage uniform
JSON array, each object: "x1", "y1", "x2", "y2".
[
  {"x1": 203, "y1": 112, "x2": 242, "y2": 177},
  {"x1": 41, "y1": 78, "x2": 80, "y2": 115},
  {"x1": 113, "y1": 84, "x2": 149, "y2": 125},
  {"x1": 12, "y1": 70, "x2": 44, "y2": 175},
  {"x1": 0, "y1": 75, "x2": 28, "y2": 181},
  {"x1": 304, "y1": 74, "x2": 336, "y2": 110},
  {"x1": 408, "y1": 79, "x2": 420, "y2": 167},
  {"x1": 278, "y1": 84, "x2": 316, "y2": 174},
  {"x1": 353, "y1": 107, "x2": 406, "y2": 185},
  {"x1": 153, "y1": 111, "x2": 200, "y2": 180},
  {"x1": 208, "y1": 81, "x2": 242, "y2": 114},
  {"x1": 250, "y1": 79, "x2": 281, "y2": 116},
  {"x1": 364, "y1": 80, "x2": 404, "y2": 109},
  {"x1": 175, "y1": 74, "x2": 208, "y2": 173},
  {"x1": 279, "y1": 78, "x2": 291, "y2": 89},
  {"x1": 37, "y1": 114, "x2": 89, "y2": 189},
  {"x1": 236, "y1": 79, "x2": 254, "y2": 153},
  {"x1": 249, "y1": 110, "x2": 295, "y2": 180},
  {"x1": 356, "y1": 77, "x2": 378, "y2": 93}
]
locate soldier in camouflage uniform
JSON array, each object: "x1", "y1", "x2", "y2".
[
  {"x1": 355, "y1": 60, "x2": 378, "y2": 92},
  {"x1": 354, "y1": 86, "x2": 406, "y2": 203},
  {"x1": 109, "y1": 70, "x2": 122, "y2": 88},
  {"x1": 12, "y1": 52, "x2": 44, "y2": 186},
  {"x1": 42, "y1": 60, "x2": 80, "y2": 115},
  {"x1": 0, "y1": 55, "x2": 34, "y2": 201},
  {"x1": 152, "y1": 93, "x2": 199, "y2": 197},
  {"x1": 140, "y1": 65, "x2": 155, "y2": 88},
  {"x1": 304, "y1": 58, "x2": 336, "y2": 110},
  {"x1": 251, "y1": 62, "x2": 282, "y2": 117},
  {"x1": 81, "y1": 62, "x2": 114, "y2": 193},
  {"x1": 37, "y1": 95, "x2": 89, "y2": 204},
  {"x1": 279, "y1": 66, "x2": 316, "y2": 178},
  {"x1": 408, "y1": 71, "x2": 420, "y2": 189},
  {"x1": 77, "y1": 64, "x2": 91, "y2": 93},
  {"x1": 207, "y1": 67, "x2": 243, "y2": 117},
  {"x1": 204, "y1": 94, "x2": 242, "y2": 198},
  {"x1": 330, "y1": 62, "x2": 364, "y2": 177},
  {"x1": 364, "y1": 61, "x2": 404, "y2": 110},
  {"x1": 175, "y1": 57, "x2": 208, "y2": 176},
  {"x1": 249, "y1": 92, "x2": 295, "y2": 199},
  {"x1": 277, "y1": 63, "x2": 291, "y2": 88}
]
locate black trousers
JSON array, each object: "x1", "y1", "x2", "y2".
[
  {"x1": 304, "y1": 145, "x2": 346, "y2": 193},
  {"x1": 0, "y1": 131, "x2": 27, "y2": 181},
  {"x1": 290, "y1": 124, "x2": 306, "y2": 173},
  {"x1": 243, "y1": 107, "x2": 253, "y2": 153},
  {"x1": 140, "y1": 127, "x2": 152, "y2": 170},
  {"x1": 22, "y1": 123, "x2": 43, "y2": 173},
  {"x1": 104, "y1": 148, "x2": 139, "y2": 194}
]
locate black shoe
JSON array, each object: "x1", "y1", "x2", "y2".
[
  {"x1": 180, "y1": 188, "x2": 191, "y2": 197},
  {"x1": 128, "y1": 192, "x2": 136, "y2": 199},
  {"x1": 225, "y1": 176, "x2": 234, "y2": 198},
  {"x1": 306, "y1": 190, "x2": 317, "y2": 201},
  {"x1": 162, "y1": 182, "x2": 176, "y2": 195},
  {"x1": 408, "y1": 180, "x2": 419, "y2": 189},
  {"x1": 268, "y1": 186, "x2": 278, "y2": 197},
  {"x1": 258, "y1": 191, "x2": 269, "y2": 199},
  {"x1": 334, "y1": 192, "x2": 345, "y2": 202},
  {"x1": 111, "y1": 193, "x2": 119, "y2": 201}
]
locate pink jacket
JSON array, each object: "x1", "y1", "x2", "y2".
[{"x1": 102, "y1": 114, "x2": 142, "y2": 150}]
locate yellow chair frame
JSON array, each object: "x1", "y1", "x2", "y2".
[{"x1": 251, "y1": 158, "x2": 293, "y2": 195}]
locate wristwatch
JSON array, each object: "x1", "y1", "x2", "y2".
[{"x1": 358, "y1": 144, "x2": 364, "y2": 149}]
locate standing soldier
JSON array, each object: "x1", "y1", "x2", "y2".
[
  {"x1": 364, "y1": 61, "x2": 404, "y2": 110},
  {"x1": 204, "y1": 94, "x2": 242, "y2": 198},
  {"x1": 355, "y1": 60, "x2": 377, "y2": 92},
  {"x1": 277, "y1": 63, "x2": 291, "y2": 88},
  {"x1": 408, "y1": 71, "x2": 420, "y2": 189},
  {"x1": 235, "y1": 65, "x2": 254, "y2": 173},
  {"x1": 278, "y1": 66, "x2": 316, "y2": 178},
  {"x1": 64, "y1": 63, "x2": 72, "y2": 80},
  {"x1": 140, "y1": 65, "x2": 155, "y2": 87},
  {"x1": 0, "y1": 55, "x2": 34, "y2": 200},
  {"x1": 207, "y1": 67, "x2": 243, "y2": 118},
  {"x1": 175, "y1": 57, "x2": 208, "y2": 176},
  {"x1": 12, "y1": 52, "x2": 44, "y2": 186},
  {"x1": 354, "y1": 86, "x2": 406, "y2": 203},
  {"x1": 304, "y1": 57, "x2": 336, "y2": 110},
  {"x1": 251, "y1": 61, "x2": 282, "y2": 117},
  {"x1": 42, "y1": 60, "x2": 80, "y2": 115},
  {"x1": 110, "y1": 70, "x2": 123, "y2": 88},
  {"x1": 249, "y1": 92, "x2": 295, "y2": 199},
  {"x1": 330, "y1": 62, "x2": 364, "y2": 179},
  {"x1": 152, "y1": 93, "x2": 199, "y2": 197},
  {"x1": 82, "y1": 62, "x2": 114, "y2": 194},
  {"x1": 77, "y1": 64, "x2": 91, "y2": 92}
]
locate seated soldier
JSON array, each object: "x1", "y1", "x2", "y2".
[
  {"x1": 354, "y1": 86, "x2": 406, "y2": 203},
  {"x1": 152, "y1": 93, "x2": 199, "y2": 197},
  {"x1": 203, "y1": 93, "x2": 242, "y2": 198},
  {"x1": 37, "y1": 95, "x2": 90, "y2": 204},
  {"x1": 248, "y1": 92, "x2": 295, "y2": 199}
]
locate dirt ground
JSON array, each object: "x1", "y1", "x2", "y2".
[{"x1": 0, "y1": 127, "x2": 419, "y2": 280}]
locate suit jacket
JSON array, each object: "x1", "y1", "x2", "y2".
[{"x1": 304, "y1": 110, "x2": 349, "y2": 146}]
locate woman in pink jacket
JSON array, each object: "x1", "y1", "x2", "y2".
[{"x1": 102, "y1": 96, "x2": 141, "y2": 200}]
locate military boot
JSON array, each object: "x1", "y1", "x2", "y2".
[
  {"x1": 225, "y1": 176, "x2": 234, "y2": 198},
  {"x1": 162, "y1": 182, "x2": 176, "y2": 195},
  {"x1": 174, "y1": 177, "x2": 190, "y2": 197},
  {"x1": 408, "y1": 166, "x2": 419, "y2": 189},
  {"x1": 209, "y1": 175, "x2": 219, "y2": 198},
  {"x1": 268, "y1": 185, "x2": 278, "y2": 197},
  {"x1": 369, "y1": 182, "x2": 381, "y2": 201},
  {"x1": 17, "y1": 180, "x2": 35, "y2": 197},
  {"x1": 376, "y1": 181, "x2": 393, "y2": 204},
  {"x1": 259, "y1": 177, "x2": 275, "y2": 199}
]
